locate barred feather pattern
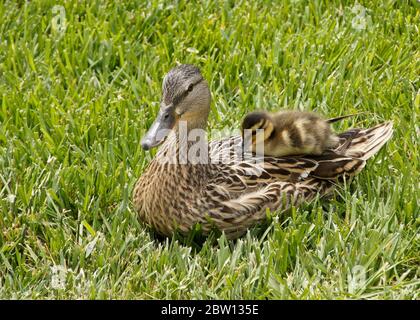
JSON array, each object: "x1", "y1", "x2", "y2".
[{"x1": 133, "y1": 122, "x2": 393, "y2": 239}]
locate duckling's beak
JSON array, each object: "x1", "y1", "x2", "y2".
[{"x1": 141, "y1": 105, "x2": 176, "y2": 150}]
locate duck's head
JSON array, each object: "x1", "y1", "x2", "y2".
[
  {"x1": 242, "y1": 111, "x2": 274, "y2": 152},
  {"x1": 141, "y1": 64, "x2": 211, "y2": 150}
]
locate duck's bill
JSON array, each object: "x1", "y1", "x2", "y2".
[{"x1": 141, "y1": 107, "x2": 176, "y2": 150}]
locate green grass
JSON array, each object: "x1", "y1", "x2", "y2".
[{"x1": 0, "y1": 0, "x2": 419, "y2": 299}]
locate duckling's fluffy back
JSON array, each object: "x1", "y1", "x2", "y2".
[{"x1": 243, "y1": 110, "x2": 340, "y2": 157}]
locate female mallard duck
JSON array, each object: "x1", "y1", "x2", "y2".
[{"x1": 133, "y1": 64, "x2": 393, "y2": 239}]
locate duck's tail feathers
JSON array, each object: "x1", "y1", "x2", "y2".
[
  {"x1": 338, "y1": 121, "x2": 393, "y2": 161},
  {"x1": 327, "y1": 112, "x2": 366, "y2": 123}
]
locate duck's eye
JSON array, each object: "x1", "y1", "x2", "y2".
[{"x1": 187, "y1": 84, "x2": 194, "y2": 92}]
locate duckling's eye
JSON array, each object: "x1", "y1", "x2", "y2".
[
  {"x1": 187, "y1": 84, "x2": 194, "y2": 92},
  {"x1": 163, "y1": 113, "x2": 169, "y2": 120}
]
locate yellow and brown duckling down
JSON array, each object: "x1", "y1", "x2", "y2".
[
  {"x1": 241, "y1": 111, "x2": 360, "y2": 157},
  {"x1": 133, "y1": 64, "x2": 393, "y2": 239}
]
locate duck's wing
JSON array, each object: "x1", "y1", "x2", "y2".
[
  {"x1": 207, "y1": 129, "x2": 376, "y2": 186},
  {"x1": 336, "y1": 121, "x2": 393, "y2": 160},
  {"x1": 301, "y1": 152, "x2": 366, "y2": 179},
  {"x1": 208, "y1": 136, "x2": 320, "y2": 191},
  {"x1": 302, "y1": 121, "x2": 394, "y2": 179},
  {"x1": 204, "y1": 138, "x2": 326, "y2": 237},
  {"x1": 203, "y1": 122, "x2": 393, "y2": 238},
  {"x1": 208, "y1": 122, "x2": 394, "y2": 185},
  {"x1": 202, "y1": 178, "x2": 333, "y2": 239}
]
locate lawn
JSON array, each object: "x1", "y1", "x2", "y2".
[{"x1": 0, "y1": 0, "x2": 418, "y2": 299}]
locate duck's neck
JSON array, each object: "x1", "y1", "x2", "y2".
[
  {"x1": 134, "y1": 119, "x2": 212, "y2": 222},
  {"x1": 155, "y1": 124, "x2": 210, "y2": 166}
]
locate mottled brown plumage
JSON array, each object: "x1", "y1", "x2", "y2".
[{"x1": 133, "y1": 64, "x2": 393, "y2": 239}]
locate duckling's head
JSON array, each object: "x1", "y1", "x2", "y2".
[
  {"x1": 141, "y1": 64, "x2": 211, "y2": 150},
  {"x1": 242, "y1": 111, "x2": 274, "y2": 141},
  {"x1": 241, "y1": 111, "x2": 275, "y2": 155}
]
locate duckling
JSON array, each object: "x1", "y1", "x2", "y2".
[{"x1": 242, "y1": 111, "x2": 359, "y2": 157}]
